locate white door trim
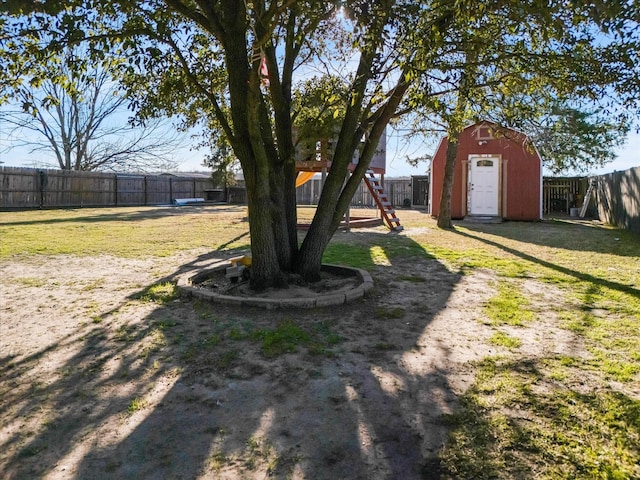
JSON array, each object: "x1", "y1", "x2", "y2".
[{"x1": 468, "y1": 155, "x2": 501, "y2": 216}]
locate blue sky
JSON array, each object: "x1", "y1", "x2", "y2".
[{"x1": 1, "y1": 122, "x2": 638, "y2": 178}]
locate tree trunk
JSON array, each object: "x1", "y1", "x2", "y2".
[
  {"x1": 295, "y1": 161, "x2": 348, "y2": 281},
  {"x1": 244, "y1": 166, "x2": 289, "y2": 290},
  {"x1": 216, "y1": 0, "x2": 402, "y2": 287},
  {"x1": 296, "y1": 78, "x2": 410, "y2": 281},
  {"x1": 437, "y1": 138, "x2": 458, "y2": 229},
  {"x1": 437, "y1": 64, "x2": 472, "y2": 230}
]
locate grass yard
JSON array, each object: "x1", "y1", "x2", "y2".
[{"x1": 0, "y1": 205, "x2": 638, "y2": 479}]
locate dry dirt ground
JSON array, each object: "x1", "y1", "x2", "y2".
[{"x1": 0, "y1": 225, "x2": 578, "y2": 479}]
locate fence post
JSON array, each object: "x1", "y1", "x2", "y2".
[{"x1": 37, "y1": 169, "x2": 48, "y2": 208}]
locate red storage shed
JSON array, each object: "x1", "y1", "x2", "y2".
[{"x1": 429, "y1": 122, "x2": 542, "y2": 221}]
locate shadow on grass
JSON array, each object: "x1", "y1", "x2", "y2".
[
  {"x1": 455, "y1": 218, "x2": 640, "y2": 258},
  {"x1": 215, "y1": 231, "x2": 251, "y2": 252},
  {"x1": 0, "y1": 205, "x2": 247, "y2": 227},
  {"x1": 1, "y1": 233, "x2": 464, "y2": 479},
  {"x1": 440, "y1": 357, "x2": 640, "y2": 479},
  {"x1": 453, "y1": 228, "x2": 640, "y2": 301}
]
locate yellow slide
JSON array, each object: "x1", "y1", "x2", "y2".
[{"x1": 295, "y1": 171, "x2": 315, "y2": 187}]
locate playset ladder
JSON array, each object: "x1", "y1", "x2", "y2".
[
  {"x1": 579, "y1": 179, "x2": 595, "y2": 218},
  {"x1": 363, "y1": 169, "x2": 403, "y2": 231}
]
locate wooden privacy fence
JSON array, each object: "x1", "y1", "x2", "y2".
[
  {"x1": 594, "y1": 166, "x2": 640, "y2": 234},
  {"x1": 7, "y1": 164, "x2": 637, "y2": 233},
  {"x1": 295, "y1": 177, "x2": 412, "y2": 208},
  {"x1": 0, "y1": 166, "x2": 215, "y2": 209},
  {"x1": 1, "y1": 166, "x2": 413, "y2": 209}
]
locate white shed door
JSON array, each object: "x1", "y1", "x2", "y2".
[{"x1": 469, "y1": 157, "x2": 500, "y2": 215}]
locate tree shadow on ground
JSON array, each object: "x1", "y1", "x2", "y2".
[
  {"x1": 1, "y1": 233, "x2": 466, "y2": 479},
  {"x1": 455, "y1": 217, "x2": 640, "y2": 257},
  {"x1": 439, "y1": 356, "x2": 640, "y2": 479},
  {"x1": 0, "y1": 205, "x2": 247, "y2": 227},
  {"x1": 453, "y1": 228, "x2": 640, "y2": 301}
]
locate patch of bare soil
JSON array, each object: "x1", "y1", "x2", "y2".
[{"x1": 0, "y1": 249, "x2": 574, "y2": 479}]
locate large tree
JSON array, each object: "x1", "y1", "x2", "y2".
[
  {"x1": 2, "y1": 1, "x2": 638, "y2": 284},
  {"x1": 2, "y1": 0, "x2": 425, "y2": 288}
]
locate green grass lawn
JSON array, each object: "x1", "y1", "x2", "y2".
[
  {"x1": 0, "y1": 206, "x2": 252, "y2": 257},
  {"x1": 321, "y1": 214, "x2": 640, "y2": 479},
  {"x1": 408, "y1": 219, "x2": 640, "y2": 479}
]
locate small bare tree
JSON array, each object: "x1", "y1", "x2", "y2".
[{"x1": 0, "y1": 47, "x2": 181, "y2": 172}]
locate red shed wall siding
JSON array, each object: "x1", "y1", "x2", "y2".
[{"x1": 430, "y1": 123, "x2": 541, "y2": 220}]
